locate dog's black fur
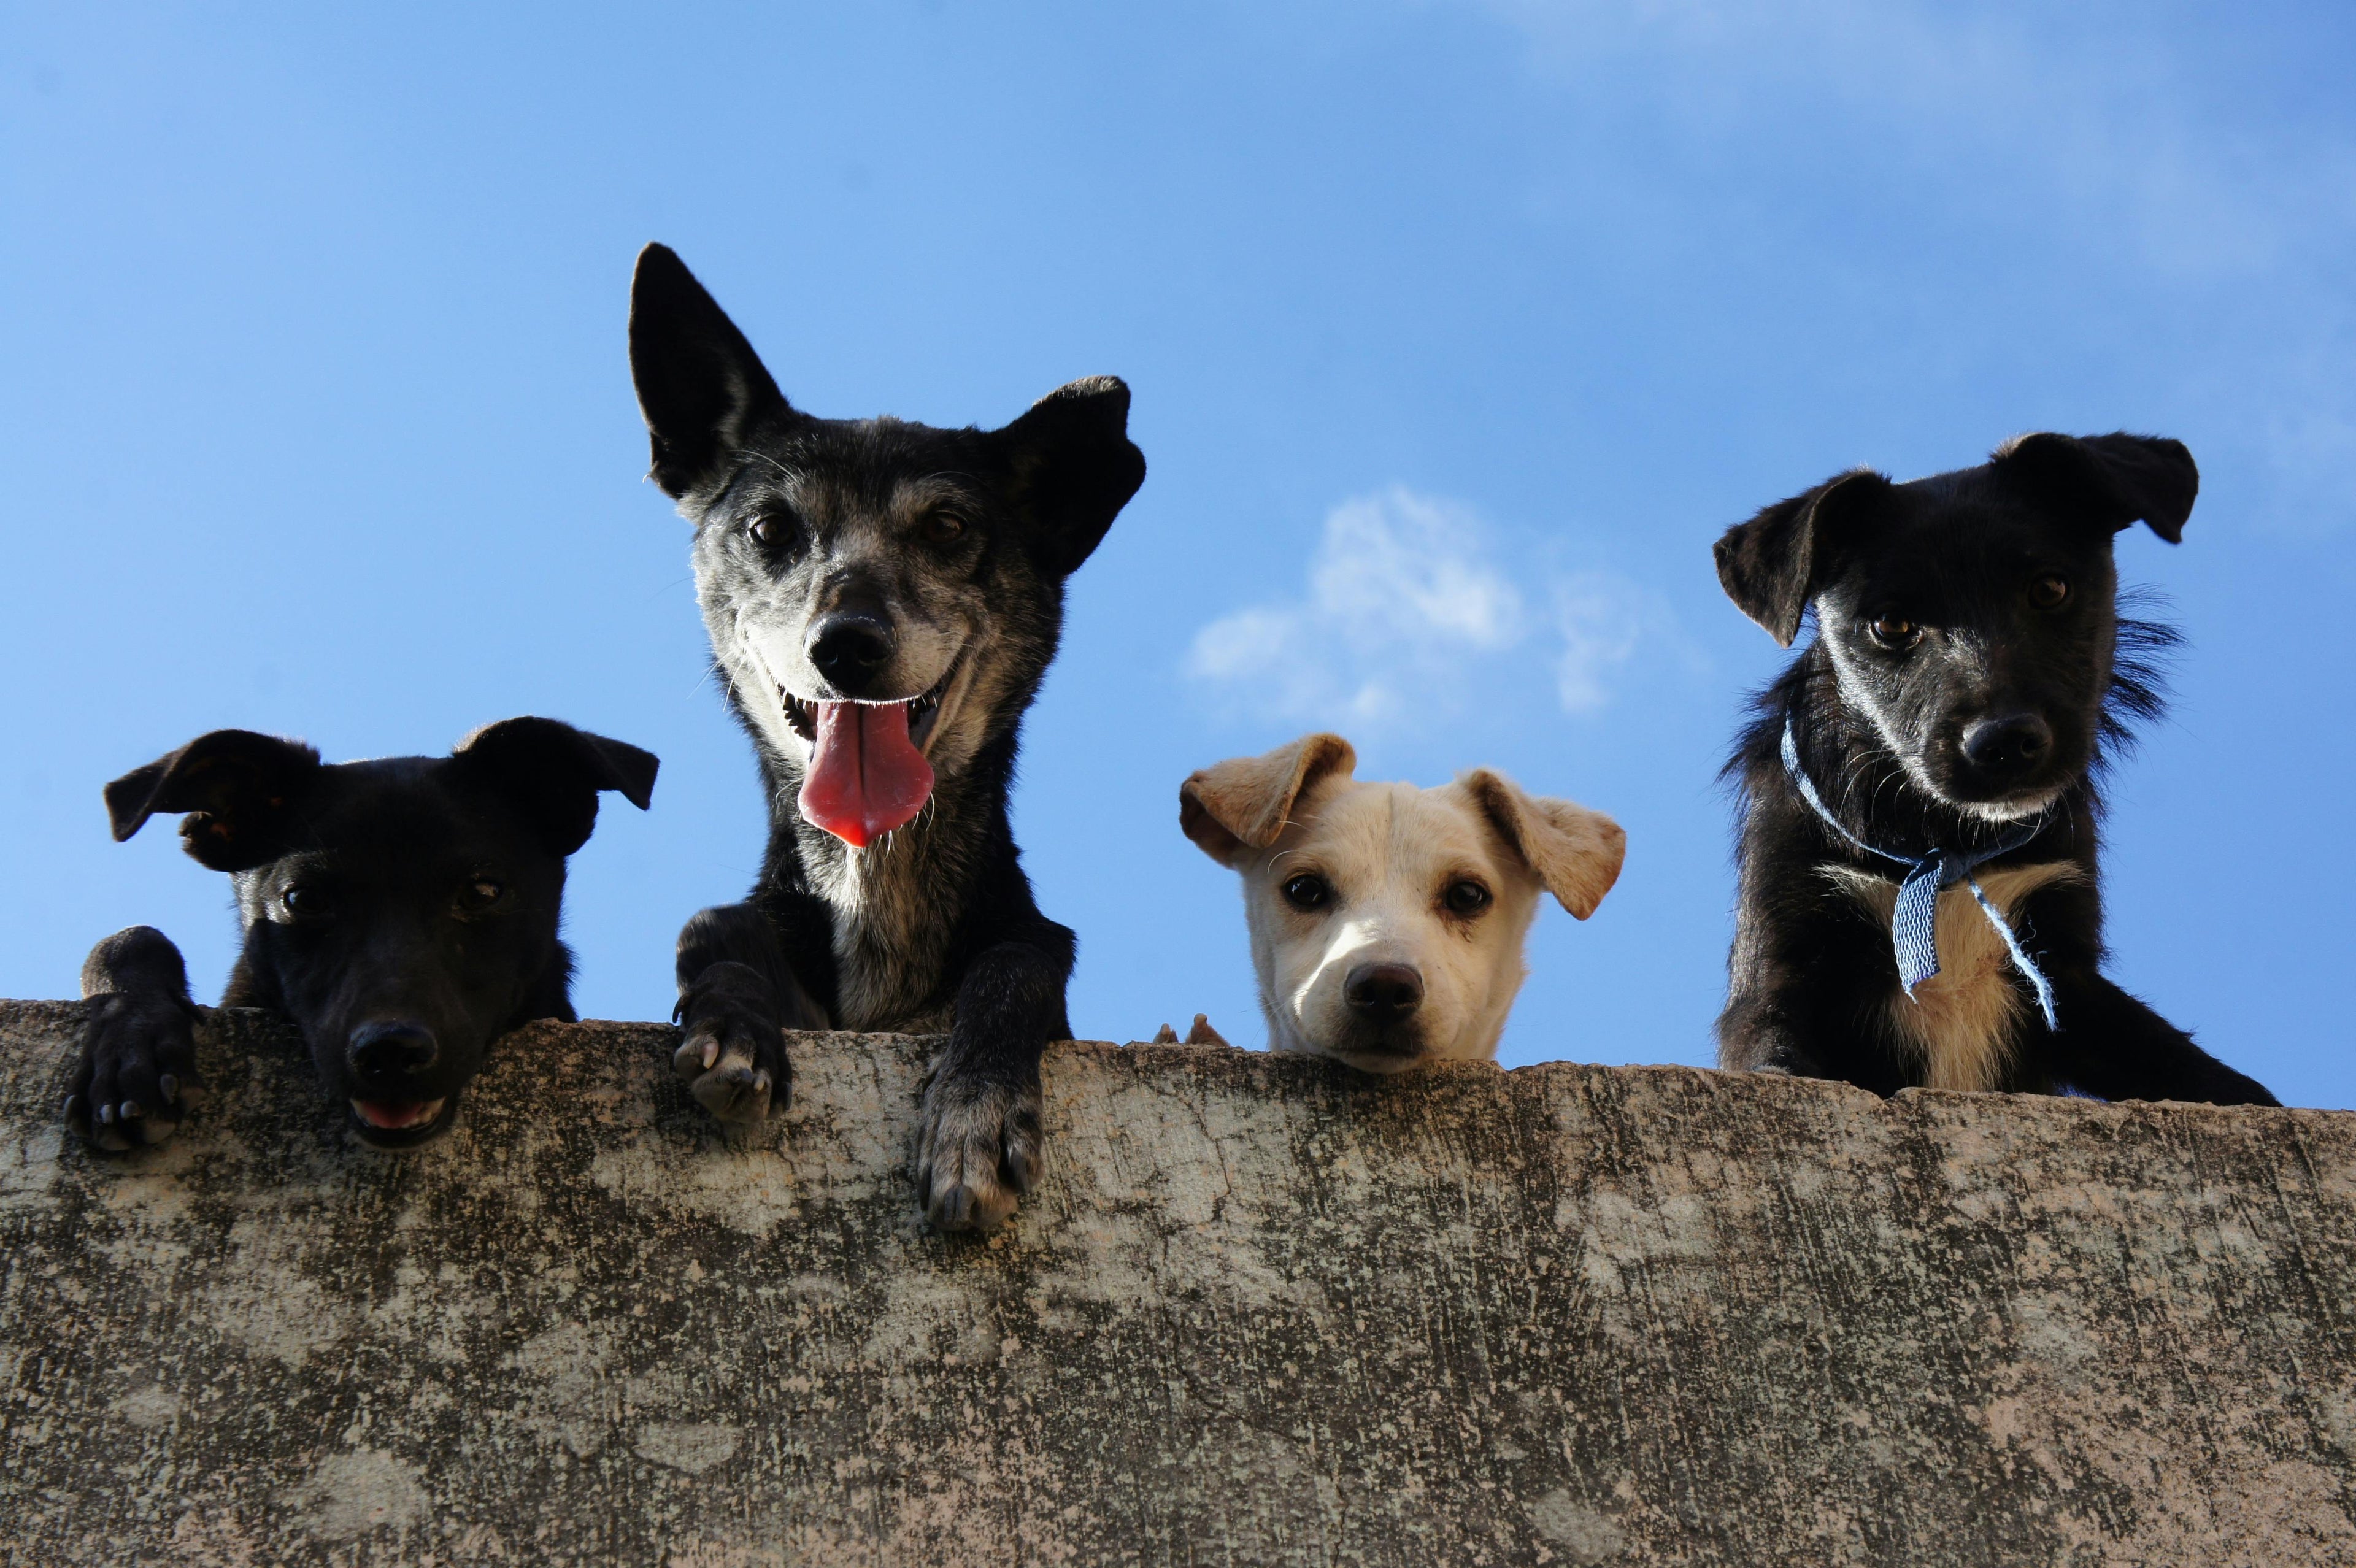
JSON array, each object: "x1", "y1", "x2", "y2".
[
  {"x1": 67, "y1": 719, "x2": 657, "y2": 1150},
  {"x1": 1714, "y1": 432, "x2": 2276, "y2": 1105},
  {"x1": 628, "y1": 244, "x2": 1145, "y2": 1231}
]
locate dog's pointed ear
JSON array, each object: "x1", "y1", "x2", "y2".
[
  {"x1": 1714, "y1": 469, "x2": 1893, "y2": 647},
  {"x1": 104, "y1": 731, "x2": 323, "y2": 872},
  {"x1": 1993, "y1": 432, "x2": 2198, "y2": 544},
  {"x1": 996, "y1": 375, "x2": 1147, "y2": 578},
  {"x1": 1179, "y1": 732, "x2": 1356, "y2": 868},
  {"x1": 629, "y1": 243, "x2": 798, "y2": 501},
  {"x1": 1460, "y1": 769, "x2": 1626, "y2": 920},
  {"x1": 453, "y1": 718, "x2": 659, "y2": 856}
]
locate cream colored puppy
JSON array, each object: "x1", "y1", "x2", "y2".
[{"x1": 1181, "y1": 734, "x2": 1625, "y2": 1073}]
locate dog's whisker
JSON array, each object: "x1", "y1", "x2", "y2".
[
  {"x1": 1832, "y1": 753, "x2": 1879, "y2": 820},
  {"x1": 730, "y1": 448, "x2": 799, "y2": 486}
]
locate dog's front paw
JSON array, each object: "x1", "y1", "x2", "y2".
[
  {"x1": 65, "y1": 991, "x2": 206, "y2": 1151},
  {"x1": 915, "y1": 1075, "x2": 1042, "y2": 1232},
  {"x1": 672, "y1": 961, "x2": 791, "y2": 1123}
]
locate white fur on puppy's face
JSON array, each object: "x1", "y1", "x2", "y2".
[{"x1": 1242, "y1": 778, "x2": 1540, "y2": 1074}]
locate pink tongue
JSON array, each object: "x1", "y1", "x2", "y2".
[{"x1": 798, "y1": 701, "x2": 936, "y2": 847}]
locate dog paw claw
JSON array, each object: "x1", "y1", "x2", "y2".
[
  {"x1": 671, "y1": 1031, "x2": 711, "y2": 1081},
  {"x1": 916, "y1": 1077, "x2": 1042, "y2": 1232},
  {"x1": 672, "y1": 967, "x2": 793, "y2": 1124},
  {"x1": 687, "y1": 1046, "x2": 774, "y2": 1123},
  {"x1": 66, "y1": 988, "x2": 204, "y2": 1151}
]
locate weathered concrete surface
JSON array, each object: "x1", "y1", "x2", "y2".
[{"x1": 2, "y1": 1001, "x2": 2353, "y2": 1567}]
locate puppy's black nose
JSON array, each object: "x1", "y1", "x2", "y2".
[
  {"x1": 348, "y1": 1021, "x2": 438, "y2": 1080},
  {"x1": 1344, "y1": 963, "x2": 1425, "y2": 1020},
  {"x1": 1961, "y1": 713, "x2": 2054, "y2": 780},
  {"x1": 808, "y1": 615, "x2": 894, "y2": 695}
]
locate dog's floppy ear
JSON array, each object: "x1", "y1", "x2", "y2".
[
  {"x1": 1713, "y1": 469, "x2": 1893, "y2": 647},
  {"x1": 1992, "y1": 432, "x2": 2198, "y2": 544},
  {"x1": 996, "y1": 376, "x2": 1147, "y2": 578},
  {"x1": 629, "y1": 243, "x2": 799, "y2": 501},
  {"x1": 104, "y1": 731, "x2": 323, "y2": 872},
  {"x1": 453, "y1": 717, "x2": 660, "y2": 856},
  {"x1": 1179, "y1": 732, "x2": 1357, "y2": 868},
  {"x1": 1461, "y1": 769, "x2": 1626, "y2": 920}
]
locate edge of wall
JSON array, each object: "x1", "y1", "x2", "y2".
[{"x1": 4, "y1": 1000, "x2": 2354, "y2": 1567}]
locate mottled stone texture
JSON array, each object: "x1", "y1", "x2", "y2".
[{"x1": 2, "y1": 1002, "x2": 2353, "y2": 1566}]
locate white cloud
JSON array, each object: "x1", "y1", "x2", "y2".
[
  {"x1": 1552, "y1": 571, "x2": 1649, "y2": 714},
  {"x1": 1310, "y1": 488, "x2": 1526, "y2": 653},
  {"x1": 1186, "y1": 486, "x2": 1671, "y2": 731}
]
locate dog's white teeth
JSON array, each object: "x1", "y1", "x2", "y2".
[{"x1": 779, "y1": 687, "x2": 818, "y2": 740}]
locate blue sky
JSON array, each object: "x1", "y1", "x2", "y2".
[{"x1": 4, "y1": 2, "x2": 2351, "y2": 1102}]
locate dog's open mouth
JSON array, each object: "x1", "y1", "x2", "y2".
[
  {"x1": 783, "y1": 661, "x2": 959, "y2": 848},
  {"x1": 782, "y1": 662, "x2": 955, "y2": 753},
  {"x1": 348, "y1": 1095, "x2": 453, "y2": 1148}
]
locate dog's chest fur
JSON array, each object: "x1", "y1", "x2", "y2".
[
  {"x1": 1820, "y1": 860, "x2": 2084, "y2": 1091},
  {"x1": 803, "y1": 824, "x2": 964, "y2": 1033}
]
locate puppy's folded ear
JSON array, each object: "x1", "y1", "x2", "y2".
[
  {"x1": 1180, "y1": 732, "x2": 1357, "y2": 867},
  {"x1": 997, "y1": 376, "x2": 1147, "y2": 578},
  {"x1": 104, "y1": 731, "x2": 323, "y2": 872},
  {"x1": 1713, "y1": 469, "x2": 1893, "y2": 647},
  {"x1": 1461, "y1": 769, "x2": 1626, "y2": 920},
  {"x1": 629, "y1": 243, "x2": 801, "y2": 501},
  {"x1": 1993, "y1": 432, "x2": 2198, "y2": 544},
  {"x1": 453, "y1": 717, "x2": 660, "y2": 856}
]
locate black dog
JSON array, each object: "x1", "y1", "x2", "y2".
[
  {"x1": 67, "y1": 718, "x2": 658, "y2": 1150},
  {"x1": 1713, "y1": 432, "x2": 2276, "y2": 1105},
  {"x1": 628, "y1": 244, "x2": 1145, "y2": 1231}
]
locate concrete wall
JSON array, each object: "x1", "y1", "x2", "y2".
[{"x1": 1, "y1": 999, "x2": 2352, "y2": 1566}]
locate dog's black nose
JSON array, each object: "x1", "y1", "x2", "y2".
[
  {"x1": 809, "y1": 615, "x2": 894, "y2": 695},
  {"x1": 1961, "y1": 713, "x2": 2054, "y2": 780},
  {"x1": 348, "y1": 1021, "x2": 438, "y2": 1079},
  {"x1": 1344, "y1": 963, "x2": 1425, "y2": 1020}
]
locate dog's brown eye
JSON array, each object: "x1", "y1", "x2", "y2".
[
  {"x1": 747, "y1": 512, "x2": 792, "y2": 550},
  {"x1": 1869, "y1": 613, "x2": 1920, "y2": 650},
  {"x1": 458, "y1": 879, "x2": 503, "y2": 913},
  {"x1": 922, "y1": 512, "x2": 968, "y2": 547},
  {"x1": 2029, "y1": 575, "x2": 2069, "y2": 609},
  {"x1": 1281, "y1": 874, "x2": 1331, "y2": 912},
  {"x1": 1444, "y1": 880, "x2": 1492, "y2": 917},
  {"x1": 282, "y1": 885, "x2": 324, "y2": 917}
]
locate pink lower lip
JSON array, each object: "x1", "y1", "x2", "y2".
[{"x1": 350, "y1": 1097, "x2": 445, "y2": 1131}]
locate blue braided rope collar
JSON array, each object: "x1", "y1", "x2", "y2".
[{"x1": 1778, "y1": 717, "x2": 2061, "y2": 1030}]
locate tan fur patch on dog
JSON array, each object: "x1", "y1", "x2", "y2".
[{"x1": 1823, "y1": 861, "x2": 2085, "y2": 1091}]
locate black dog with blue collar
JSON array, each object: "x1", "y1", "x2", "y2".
[{"x1": 1712, "y1": 431, "x2": 2277, "y2": 1105}]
